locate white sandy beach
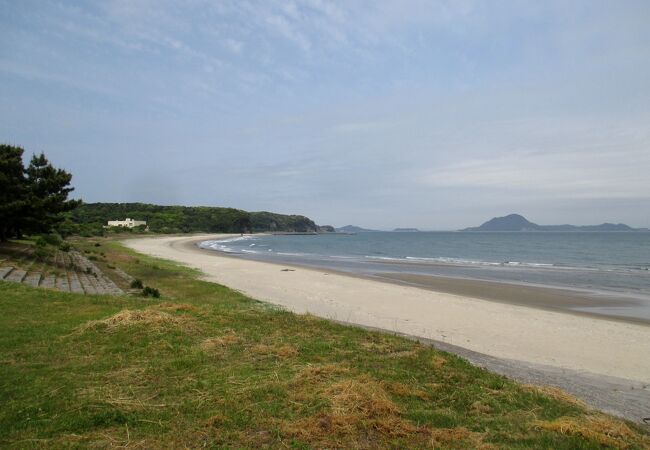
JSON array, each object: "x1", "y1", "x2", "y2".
[{"x1": 125, "y1": 234, "x2": 650, "y2": 384}]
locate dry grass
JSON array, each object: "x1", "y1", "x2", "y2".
[
  {"x1": 385, "y1": 381, "x2": 430, "y2": 401},
  {"x1": 282, "y1": 374, "x2": 426, "y2": 447},
  {"x1": 77, "y1": 309, "x2": 184, "y2": 333},
  {"x1": 535, "y1": 415, "x2": 648, "y2": 449},
  {"x1": 155, "y1": 303, "x2": 200, "y2": 313},
  {"x1": 431, "y1": 355, "x2": 448, "y2": 368},
  {"x1": 250, "y1": 342, "x2": 298, "y2": 358},
  {"x1": 200, "y1": 331, "x2": 240, "y2": 351},
  {"x1": 294, "y1": 363, "x2": 350, "y2": 384},
  {"x1": 360, "y1": 340, "x2": 419, "y2": 359},
  {"x1": 525, "y1": 384, "x2": 588, "y2": 408},
  {"x1": 429, "y1": 427, "x2": 494, "y2": 449},
  {"x1": 77, "y1": 384, "x2": 168, "y2": 413},
  {"x1": 469, "y1": 401, "x2": 492, "y2": 415}
]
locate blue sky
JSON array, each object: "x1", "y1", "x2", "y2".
[{"x1": 1, "y1": 0, "x2": 649, "y2": 229}]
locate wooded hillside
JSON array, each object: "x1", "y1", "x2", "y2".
[{"x1": 64, "y1": 202, "x2": 318, "y2": 235}]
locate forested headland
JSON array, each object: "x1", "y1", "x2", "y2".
[{"x1": 64, "y1": 203, "x2": 320, "y2": 236}]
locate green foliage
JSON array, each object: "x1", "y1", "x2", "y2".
[
  {"x1": 66, "y1": 203, "x2": 318, "y2": 234},
  {"x1": 41, "y1": 233, "x2": 62, "y2": 246},
  {"x1": 249, "y1": 210, "x2": 318, "y2": 232},
  {"x1": 142, "y1": 286, "x2": 160, "y2": 298},
  {"x1": 33, "y1": 243, "x2": 53, "y2": 261},
  {"x1": 0, "y1": 145, "x2": 80, "y2": 241},
  {"x1": 130, "y1": 279, "x2": 143, "y2": 289},
  {"x1": 58, "y1": 242, "x2": 71, "y2": 252}
]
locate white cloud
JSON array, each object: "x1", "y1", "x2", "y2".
[{"x1": 417, "y1": 118, "x2": 650, "y2": 199}]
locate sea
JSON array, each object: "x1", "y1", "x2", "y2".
[{"x1": 199, "y1": 231, "x2": 650, "y2": 322}]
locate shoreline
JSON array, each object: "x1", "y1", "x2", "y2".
[
  {"x1": 124, "y1": 234, "x2": 650, "y2": 384},
  {"x1": 200, "y1": 234, "x2": 650, "y2": 326},
  {"x1": 200, "y1": 236, "x2": 650, "y2": 326}
]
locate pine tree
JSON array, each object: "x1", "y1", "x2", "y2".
[
  {"x1": 0, "y1": 145, "x2": 28, "y2": 241},
  {"x1": 0, "y1": 146, "x2": 80, "y2": 240}
]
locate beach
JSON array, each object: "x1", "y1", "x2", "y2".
[{"x1": 125, "y1": 234, "x2": 650, "y2": 384}]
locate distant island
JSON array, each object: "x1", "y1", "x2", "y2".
[
  {"x1": 335, "y1": 225, "x2": 379, "y2": 233},
  {"x1": 462, "y1": 214, "x2": 647, "y2": 232},
  {"x1": 393, "y1": 228, "x2": 420, "y2": 232}
]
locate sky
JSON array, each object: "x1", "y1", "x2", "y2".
[{"x1": 1, "y1": 0, "x2": 649, "y2": 229}]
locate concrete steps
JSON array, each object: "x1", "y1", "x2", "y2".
[
  {"x1": 4, "y1": 268, "x2": 26, "y2": 283},
  {"x1": 1, "y1": 248, "x2": 127, "y2": 297}
]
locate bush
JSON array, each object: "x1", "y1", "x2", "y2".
[
  {"x1": 59, "y1": 242, "x2": 71, "y2": 252},
  {"x1": 130, "y1": 279, "x2": 143, "y2": 289},
  {"x1": 35, "y1": 237, "x2": 48, "y2": 248},
  {"x1": 94, "y1": 242, "x2": 101, "y2": 247},
  {"x1": 41, "y1": 233, "x2": 62, "y2": 246},
  {"x1": 142, "y1": 286, "x2": 160, "y2": 298},
  {"x1": 34, "y1": 246, "x2": 52, "y2": 261}
]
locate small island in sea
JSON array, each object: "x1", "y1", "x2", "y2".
[
  {"x1": 335, "y1": 225, "x2": 379, "y2": 233},
  {"x1": 462, "y1": 213, "x2": 647, "y2": 232}
]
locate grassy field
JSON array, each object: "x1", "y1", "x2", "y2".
[{"x1": 1, "y1": 237, "x2": 648, "y2": 449}]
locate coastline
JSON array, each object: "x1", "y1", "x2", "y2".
[{"x1": 124, "y1": 234, "x2": 650, "y2": 384}]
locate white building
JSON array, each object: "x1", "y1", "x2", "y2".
[{"x1": 106, "y1": 218, "x2": 147, "y2": 228}]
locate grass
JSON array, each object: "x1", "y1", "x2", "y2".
[{"x1": 0, "y1": 236, "x2": 648, "y2": 449}]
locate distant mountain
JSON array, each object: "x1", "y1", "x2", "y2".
[
  {"x1": 463, "y1": 214, "x2": 540, "y2": 232},
  {"x1": 462, "y1": 214, "x2": 643, "y2": 232},
  {"x1": 335, "y1": 225, "x2": 379, "y2": 233},
  {"x1": 393, "y1": 228, "x2": 420, "y2": 232}
]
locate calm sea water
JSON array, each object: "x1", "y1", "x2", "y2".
[{"x1": 199, "y1": 232, "x2": 650, "y2": 319}]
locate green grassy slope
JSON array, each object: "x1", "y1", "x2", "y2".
[{"x1": 0, "y1": 238, "x2": 647, "y2": 449}]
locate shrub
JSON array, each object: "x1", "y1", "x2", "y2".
[
  {"x1": 130, "y1": 279, "x2": 143, "y2": 289},
  {"x1": 94, "y1": 242, "x2": 101, "y2": 247},
  {"x1": 41, "y1": 233, "x2": 62, "y2": 246},
  {"x1": 142, "y1": 286, "x2": 160, "y2": 298},
  {"x1": 34, "y1": 246, "x2": 52, "y2": 261},
  {"x1": 59, "y1": 242, "x2": 71, "y2": 252},
  {"x1": 88, "y1": 255, "x2": 98, "y2": 261}
]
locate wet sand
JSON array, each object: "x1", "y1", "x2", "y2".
[{"x1": 371, "y1": 272, "x2": 648, "y2": 326}]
